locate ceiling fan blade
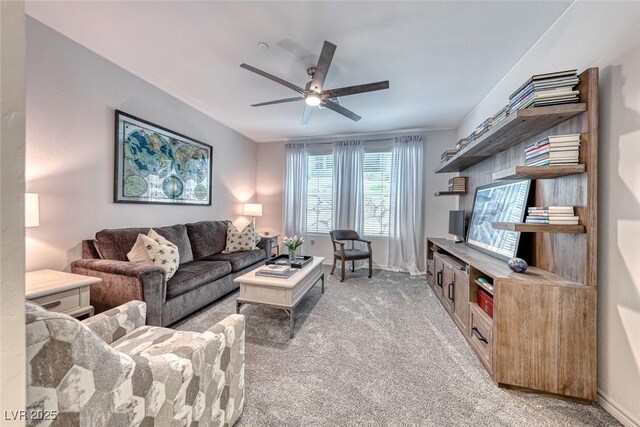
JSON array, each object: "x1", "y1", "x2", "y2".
[
  {"x1": 251, "y1": 97, "x2": 304, "y2": 107},
  {"x1": 322, "y1": 80, "x2": 390, "y2": 98},
  {"x1": 309, "y1": 41, "x2": 337, "y2": 92},
  {"x1": 240, "y1": 63, "x2": 306, "y2": 94},
  {"x1": 301, "y1": 104, "x2": 313, "y2": 125},
  {"x1": 322, "y1": 99, "x2": 362, "y2": 122}
]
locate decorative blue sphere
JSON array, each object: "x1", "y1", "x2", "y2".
[{"x1": 507, "y1": 257, "x2": 528, "y2": 273}]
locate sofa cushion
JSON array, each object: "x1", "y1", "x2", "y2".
[
  {"x1": 224, "y1": 222, "x2": 258, "y2": 253},
  {"x1": 95, "y1": 224, "x2": 194, "y2": 264},
  {"x1": 128, "y1": 231, "x2": 180, "y2": 280},
  {"x1": 185, "y1": 220, "x2": 229, "y2": 259},
  {"x1": 202, "y1": 249, "x2": 266, "y2": 272},
  {"x1": 166, "y1": 260, "x2": 231, "y2": 299}
]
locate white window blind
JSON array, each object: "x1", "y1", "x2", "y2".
[
  {"x1": 363, "y1": 151, "x2": 393, "y2": 236},
  {"x1": 306, "y1": 154, "x2": 333, "y2": 234}
]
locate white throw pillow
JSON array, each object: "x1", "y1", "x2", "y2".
[
  {"x1": 225, "y1": 222, "x2": 258, "y2": 253},
  {"x1": 127, "y1": 229, "x2": 180, "y2": 280}
]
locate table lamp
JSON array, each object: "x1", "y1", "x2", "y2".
[{"x1": 242, "y1": 203, "x2": 263, "y2": 227}]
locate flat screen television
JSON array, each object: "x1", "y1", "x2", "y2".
[
  {"x1": 466, "y1": 180, "x2": 531, "y2": 260},
  {"x1": 448, "y1": 210, "x2": 465, "y2": 242}
]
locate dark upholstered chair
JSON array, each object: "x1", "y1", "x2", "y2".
[{"x1": 329, "y1": 230, "x2": 372, "y2": 282}]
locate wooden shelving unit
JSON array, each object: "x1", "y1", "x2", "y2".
[
  {"x1": 492, "y1": 222, "x2": 585, "y2": 233},
  {"x1": 428, "y1": 68, "x2": 599, "y2": 402},
  {"x1": 434, "y1": 191, "x2": 467, "y2": 196},
  {"x1": 492, "y1": 164, "x2": 585, "y2": 181},
  {"x1": 436, "y1": 103, "x2": 586, "y2": 173}
]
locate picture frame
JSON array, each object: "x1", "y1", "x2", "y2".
[
  {"x1": 466, "y1": 180, "x2": 531, "y2": 260},
  {"x1": 114, "y1": 110, "x2": 213, "y2": 205}
]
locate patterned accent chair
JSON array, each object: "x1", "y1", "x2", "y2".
[
  {"x1": 26, "y1": 300, "x2": 244, "y2": 426},
  {"x1": 329, "y1": 229, "x2": 373, "y2": 282}
]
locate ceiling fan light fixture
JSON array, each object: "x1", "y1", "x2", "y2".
[{"x1": 305, "y1": 95, "x2": 322, "y2": 106}]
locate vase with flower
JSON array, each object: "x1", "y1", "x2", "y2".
[{"x1": 283, "y1": 235, "x2": 304, "y2": 262}]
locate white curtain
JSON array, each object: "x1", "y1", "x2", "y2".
[
  {"x1": 284, "y1": 143, "x2": 308, "y2": 244},
  {"x1": 332, "y1": 140, "x2": 364, "y2": 235},
  {"x1": 388, "y1": 135, "x2": 425, "y2": 275}
]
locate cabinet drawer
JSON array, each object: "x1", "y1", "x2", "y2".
[
  {"x1": 469, "y1": 304, "x2": 493, "y2": 370},
  {"x1": 32, "y1": 288, "x2": 81, "y2": 313}
]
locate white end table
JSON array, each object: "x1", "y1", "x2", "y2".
[{"x1": 26, "y1": 269, "x2": 101, "y2": 318}]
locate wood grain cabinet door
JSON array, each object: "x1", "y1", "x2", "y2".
[
  {"x1": 433, "y1": 255, "x2": 444, "y2": 299},
  {"x1": 452, "y1": 271, "x2": 470, "y2": 334},
  {"x1": 441, "y1": 263, "x2": 455, "y2": 313}
]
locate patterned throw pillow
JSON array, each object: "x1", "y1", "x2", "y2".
[
  {"x1": 127, "y1": 229, "x2": 180, "y2": 279},
  {"x1": 225, "y1": 222, "x2": 258, "y2": 253}
]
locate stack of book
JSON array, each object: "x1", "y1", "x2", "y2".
[
  {"x1": 508, "y1": 70, "x2": 580, "y2": 113},
  {"x1": 525, "y1": 206, "x2": 579, "y2": 225},
  {"x1": 441, "y1": 149, "x2": 457, "y2": 165},
  {"x1": 448, "y1": 177, "x2": 466, "y2": 192},
  {"x1": 492, "y1": 105, "x2": 508, "y2": 127},
  {"x1": 475, "y1": 117, "x2": 494, "y2": 139},
  {"x1": 255, "y1": 264, "x2": 293, "y2": 278},
  {"x1": 455, "y1": 138, "x2": 468, "y2": 152},
  {"x1": 524, "y1": 134, "x2": 581, "y2": 166}
]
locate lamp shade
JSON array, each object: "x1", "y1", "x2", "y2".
[
  {"x1": 25, "y1": 193, "x2": 40, "y2": 228},
  {"x1": 242, "y1": 203, "x2": 263, "y2": 217}
]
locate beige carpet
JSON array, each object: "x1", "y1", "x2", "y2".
[{"x1": 174, "y1": 267, "x2": 619, "y2": 426}]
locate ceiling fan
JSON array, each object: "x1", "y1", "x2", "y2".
[{"x1": 240, "y1": 40, "x2": 390, "y2": 125}]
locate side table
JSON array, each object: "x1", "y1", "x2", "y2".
[
  {"x1": 260, "y1": 233, "x2": 280, "y2": 258},
  {"x1": 26, "y1": 269, "x2": 101, "y2": 318}
]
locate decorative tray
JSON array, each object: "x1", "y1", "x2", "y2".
[{"x1": 265, "y1": 254, "x2": 313, "y2": 269}]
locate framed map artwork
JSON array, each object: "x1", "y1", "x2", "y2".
[{"x1": 114, "y1": 110, "x2": 213, "y2": 205}]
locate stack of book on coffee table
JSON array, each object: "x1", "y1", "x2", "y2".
[
  {"x1": 525, "y1": 206, "x2": 579, "y2": 225},
  {"x1": 255, "y1": 264, "x2": 294, "y2": 278}
]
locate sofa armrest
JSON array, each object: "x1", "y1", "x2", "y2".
[
  {"x1": 257, "y1": 237, "x2": 273, "y2": 259},
  {"x1": 206, "y1": 314, "x2": 245, "y2": 426},
  {"x1": 82, "y1": 300, "x2": 146, "y2": 344},
  {"x1": 71, "y1": 259, "x2": 166, "y2": 326}
]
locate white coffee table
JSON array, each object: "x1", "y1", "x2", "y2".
[{"x1": 234, "y1": 256, "x2": 325, "y2": 338}]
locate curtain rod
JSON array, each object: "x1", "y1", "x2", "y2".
[{"x1": 292, "y1": 137, "x2": 394, "y2": 145}]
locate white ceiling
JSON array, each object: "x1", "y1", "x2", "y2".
[{"x1": 26, "y1": 1, "x2": 572, "y2": 143}]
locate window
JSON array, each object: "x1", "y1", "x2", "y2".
[
  {"x1": 306, "y1": 154, "x2": 333, "y2": 234},
  {"x1": 363, "y1": 151, "x2": 393, "y2": 236},
  {"x1": 304, "y1": 149, "x2": 393, "y2": 236}
]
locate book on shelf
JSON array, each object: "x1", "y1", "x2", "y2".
[
  {"x1": 527, "y1": 211, "x2": 578, "y2": 217},
  {"x1": 525, "y1": 134, "x2": 581, "y2": 151},
  {"x1": 525, "y1": 151, "x2": 580, "y2": 165},
  {"x1": 528, "y1": 206, "x2": 575, "y2": 213},
  {"x1": 525, "y1": 158, "x2": 579, "y2": 166},
  {"x1": 508, "y1": 69, "x2": 580, "y2": 113},
  {"x1": 526, "y1": 145, "x2": 579, "y2": 156},
  {"x1": 441, "y1": 149, "x2": 457, "y2": 164},
  {"x1": 455, "y1": 138, "x2": 468, "y2": 152},
  {"x1": 492, "y1": 105, "x2": 509, "y2": 127},
  {"x1": 525, "y1": 218, "x2": 580, "y2": 225},
  {"x1": 447, "y1": 177, "x2": 466, "y2": 191},
  {"x1": 526, "y1": 214, "x2": 577, "y2": 218},
  {"x1": 526, "y1": 204, "x2": 578, "y2": 224}
]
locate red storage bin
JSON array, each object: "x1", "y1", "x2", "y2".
[{"x1": 477, "y1": 288, "x2": 494, "y2": 319}]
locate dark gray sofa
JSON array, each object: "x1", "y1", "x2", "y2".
[{"x1": 71, "y1": 220, "x2": 271, "y2": 326}]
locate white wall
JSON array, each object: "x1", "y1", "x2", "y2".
[
  {"x1": 255, "y1": 129, "x2": 458, "y2": 268},
  {"x1": 0, "y1": 0, "x2": 26, "y2": 420},
  {"x1": 25, "y1": 18, "x2": 258, "y2": 271},
  {"x1": 456, "y1": 1, "x2": 640, "y2": 424}
]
